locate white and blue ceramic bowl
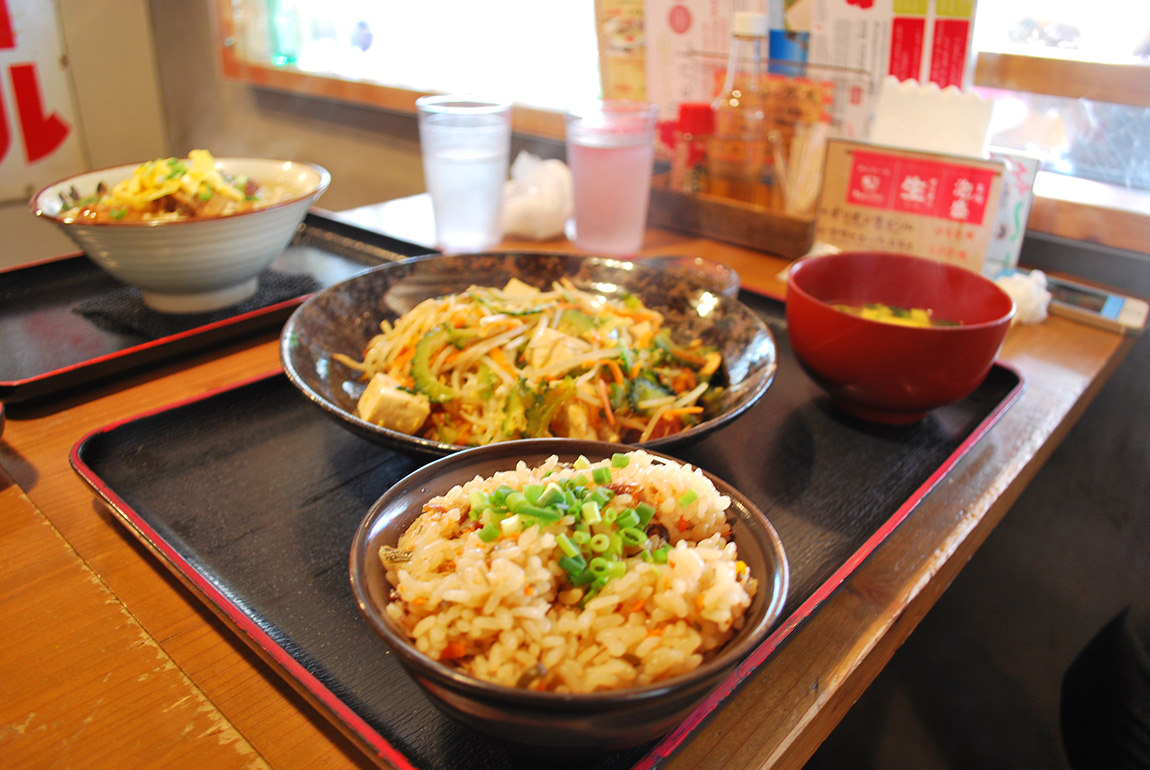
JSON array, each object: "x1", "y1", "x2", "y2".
[{"x1": 31, "y1": 157, "x2": 330, "y2": 313}]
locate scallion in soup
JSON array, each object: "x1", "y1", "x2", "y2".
[{"x1": 832, "y1": 302, "x2": 960, "y2": 328}]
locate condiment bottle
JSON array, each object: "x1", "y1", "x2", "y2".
[
  {"x1": 707, "y1": 11, "x2": 768, "y2": 206},
  {"x1": 670, "y1": 102, "x2": 715, "y2": 194}
]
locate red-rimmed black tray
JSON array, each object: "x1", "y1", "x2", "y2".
[
  {"x1": 70, "y1": 289, "x2": 1024, "y2": 770},
  {"x1": 0, "y1": 212, "x2": 431, "y2": 404}
]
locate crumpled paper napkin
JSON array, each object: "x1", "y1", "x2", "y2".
[
  {"x1": 996, "y1": 268, "x2": 1052, "y2": 324},
  {"x1": 501, "y1": 151, "x2": 572, "y2": 240}
]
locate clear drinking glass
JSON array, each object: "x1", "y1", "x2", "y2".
[
  {"x1": 416, "y1": 95, "x2": 512, "y2": 253},
  {"x1": 564, "y1": 100, "x2": 659, "y2": 256}
]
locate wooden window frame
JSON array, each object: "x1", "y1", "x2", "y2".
[{"x1": 214, "y1": 5, "x2": 1150, "y2": 255}]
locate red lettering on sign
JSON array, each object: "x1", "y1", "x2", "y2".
[
  {"x1": 0, "y1": 89, "x2": 8, "y2": 161},
  {"x1": 0, "y1": 0, "x2": 15, "y2": 50},
  {"x1": 11, "y1": 63, "x2": 71, "y2": 162}
]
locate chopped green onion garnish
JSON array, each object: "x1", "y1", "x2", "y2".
[
  {"x1": 478, "y1": 523, "x2": 501, "y2": 542},
  {"x1": 608, "y1": 532, "x2": 623, "y2": 557},
  {"x1": 615, "y1": 508, "x2": 640, "y2": 530},
  {"x1": 581, "y1": 500, "x2": 602, "y2": 525},
  {"x1": 468, "y1": 491, "x2": 490, "y2": 519},
  {"x1": 603, "y1": 508, "x2": 618, "y2": 524},
  {"x1": 606, "y1": 560, "x2": 626, "y2": 580},
  {"x1": 590, "y1": 487, "x2": 614, "y2": 507},
  {"x1": 611, "y1": 453, "x2": 630, "y2": 468},
  {"x1": 557, "y1": 533, "x2": 580, "y2": 558},
  {"x1": 558, "y1": 553, "x2": 586, "y2": 575},
  {"x1": 678, "y1": 490, "x2": 699, "y2": 508},
  {"x1": 505, "y1": 491, "x2": 526, "y2": 511},
  {"x1": 572, "y1": 530, "x2": 591, "y2": 545},
  {"x1": 588, "y1": 557, "x2": 610, "y2": 577},
  {"x1": 652, "y1": 543, "x2": 672, "y2": 563},
  {"x1": 516, "y1": 503, "x2": 562, "y2": 521},
  {"x1": 620, "y1": 527, "x2": 647, "y2": 547},
  {"x1": 636, "y1": 502, "x2": 656, "y2": 527},
  {"x1": 589, "y1": 533, "x2": 610, "y2": 553},
  {"x1": 538, "y1": 483, "x2": 565, "y2": 507},
  {"x1": 569, "y1": 567, "x2": 596, "y2": 587},
  {"x1": 592, "y1": 466, "x2": 612, "y2": 485},
  {"x1": 523, "y1": 484, "x2": 544, "y2": 504},
  {"x1": 574, "y1": 455, "x2": 590, "y2": 470},
  {"x1": 110, "y1": 207, "x2": 127, "y2": 220},
  {"x1": 197, "y1": 182, "x2": 213, "y2": 201}
]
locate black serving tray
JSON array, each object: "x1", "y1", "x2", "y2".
[
  {"x1": 0, "y1": 211, "x2": 432, "y2": 404},
  {"x1": 70, "y1": 290, "x2": 1024, "y2": 770}
]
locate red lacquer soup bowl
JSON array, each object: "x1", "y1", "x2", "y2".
[{"x1": 785, "y1": 252, "x2": 1016, "y2": 424}]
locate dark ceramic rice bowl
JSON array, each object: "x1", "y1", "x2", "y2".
[{"x1": 349, "y1": 439, "x2": 790, "y2": 752}]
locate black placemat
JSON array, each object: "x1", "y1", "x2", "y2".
[
  {"x1": 71, "y1": 290, "x2": 1023, "y2": 770},
  {"x1": 73, "y1": 269, "x2": 321, "y2": 338},
  {"x1": 0, "y1": 212, "x2": 433, "y2": 404}
]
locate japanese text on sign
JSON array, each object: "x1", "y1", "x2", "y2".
[{"x1": 848, "y1": 149, "x2": 994, "y2": 225}]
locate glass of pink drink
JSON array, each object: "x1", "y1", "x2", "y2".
[{"x1": 564, "y1": 100, "x2": 658, "y2": 256}]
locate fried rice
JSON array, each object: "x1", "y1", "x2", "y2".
[{"x1": 380, "y1": 450, "x2": 757, "y2": 694}]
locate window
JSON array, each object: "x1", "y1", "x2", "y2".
[
  {"x1": 216, "y1": 0, "x2": 601, "y2": 138},
  {"x1": 972, "y1": 1, "x2": 1150, "y2": 191},
  {"x1": 215, "y1": 0, "x2": 1150, "y2": 251}
]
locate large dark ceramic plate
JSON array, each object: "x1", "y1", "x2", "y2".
[{"x1": 280, "y1": 252, "x2": 778, "y2": 458}]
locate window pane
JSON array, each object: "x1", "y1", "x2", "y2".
[
  {"x1": 972, "y1": 1, "x2": 1150, "y2": 191},
  {"x1": 972, "y1": 0, "x2": 1150, "y2": 64},
  {"x1": 250, "y1": 0, "x2": 602, "y2": 111}
]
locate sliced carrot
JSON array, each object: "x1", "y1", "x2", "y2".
[
  {"x1": 598, "y1": 378, "x2": 616, "y2": 426},
  {"x1": 615, "y1": 307, "x2": 659, "y2": 322},
  {"x1": 605, "y1": 359, "x2": 625, "y2": 385},
  {"x1": 671, "y1": 369, "x2": 697, "y2": 393},
  {"x1": 489, "y1": 346, "x2": 516, "y2": 376},
  {"x1": 439, "y1": 640, "x2": 467, "y2": 661},
  {"x1": 392, "y1": 344, "x2": 416, "y2": 371}
]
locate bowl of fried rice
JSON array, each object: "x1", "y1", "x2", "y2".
[
  {"x1": 349, "y1": 439, "x2": 789, "y2": 752},
  {"x1": 30, "y1": 150, "x2": 329, "y2": 313}
]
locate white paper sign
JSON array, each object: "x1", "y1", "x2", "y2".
[{"x1": 0, "y1": 0, "x2": 86, "y2": 202}]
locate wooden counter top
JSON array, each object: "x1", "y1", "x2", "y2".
[{"x1": 0, "y1": 201, "x2": 1135, "y2": 770}]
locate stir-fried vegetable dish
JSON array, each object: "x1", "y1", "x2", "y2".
[{"x1": 336, "y1": 278, "x2": 725, "y2": 446}]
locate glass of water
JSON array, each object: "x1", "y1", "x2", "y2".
[
  {"x1": 564, "y1": 100, "x2": 658, "y2": 256},
  {"x1": 416, "y1": 95, "x2": 512, "y2": 253}
]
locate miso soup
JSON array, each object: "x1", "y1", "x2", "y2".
[{"x1": 832, "y1": 302, "x2": 960, "y2": 328}]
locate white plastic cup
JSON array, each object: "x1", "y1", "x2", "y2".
[
  {"x1": 416, "y1": 95, "x2": 512, "y2": 253},
  {"x1": 565, "y1": 100, "x2": 658, "y2": 256}
]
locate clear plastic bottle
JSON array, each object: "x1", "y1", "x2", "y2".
[{"x1": 707, "y1": 11, "x2": 768, "y2": 206}]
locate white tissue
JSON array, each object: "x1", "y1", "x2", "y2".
[
  {"x1": 501, "y1": 151, "x2": 573, "y2": 240},
  {"x1": 996, "y1": 268, "x2": 1051, "y2": 325},
  {"x1": 868, "y1": 76, "x2": 994, "y2": 158}
]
